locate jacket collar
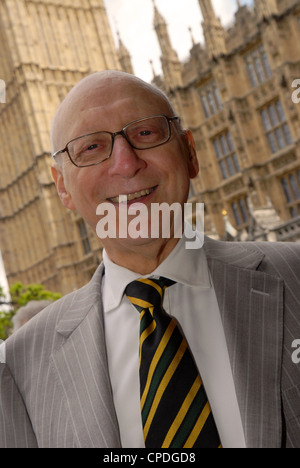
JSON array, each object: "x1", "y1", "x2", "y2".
[
  {"x1": 55, "y1": 264, "x2": 105, "y2": 338},
  {"x1": 203, "y1": 236, "x2": 265, "y2": 270}
]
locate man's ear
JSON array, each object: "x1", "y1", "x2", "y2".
[
  {"x1": 184, "y1": 129, "x2": 199, "y2": 179},
  {"x1": 51, "y1": 165, "x2": 76, "y2": 211}
]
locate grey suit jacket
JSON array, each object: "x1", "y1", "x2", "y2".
[{"x1": 1, "y1": 238, "x2": 300, "y2": 448}]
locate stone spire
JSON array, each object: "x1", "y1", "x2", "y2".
[
  {"x1": 254, "y1": 0, "x2": 278, "y2": 21},
  {"x1": 117, "y1": 31, "x2": 134, "y2": 75},
  {"x1": 152, "y1": 0, "x2": 182, "y2": 89},
  {"x1": 198, "y1": 0, "x2": 227, "y2": 58},
  {"x1": 152, "y1": 0, "x2": 177, "y2": 58}
]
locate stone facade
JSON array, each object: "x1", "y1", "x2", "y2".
[
  {"x1": 0, "y1": 0, "x2": 124, "y2": 294},
  {"x1": 152, "y1": 0, "x2": 300, "y2": 240}
]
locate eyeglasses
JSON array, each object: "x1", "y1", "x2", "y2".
[{"x1": 52, "y1": 114, "x2": 180, "y2": 168}]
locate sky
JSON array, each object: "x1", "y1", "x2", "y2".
[
  {"x1": 104, "y1": 0, "x2": 254, "y2": 82},
  {"x1": 0, "y1": 251, "x2": 10, "y2": 306}
]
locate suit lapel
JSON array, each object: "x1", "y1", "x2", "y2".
[
  {"x1": 204, "y1": 238, "x2": 284, "y2": 448},
  {"x1": 51, "y1": 265, "x2": 121, "y2": 448}
]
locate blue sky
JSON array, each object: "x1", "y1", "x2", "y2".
[{"x1": 104, "y1": 0, "x2": 254, "y2": 81}]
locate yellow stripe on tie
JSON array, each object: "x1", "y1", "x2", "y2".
[
  {"x1": 127, "y1": 296, "x2": 153, "y2": 310},
  {"x1": 143, "y1": 340, "x2": 187, "y2": 441},
  {"x1": 140, "y1": 320, "x2": 177, "y2": 408},
  {"x1": 162, "y1": 375, "x2": 202, "y2": 448},
  {"x1": 183, "y1": 401, "x2": 211, "y2": 448}
]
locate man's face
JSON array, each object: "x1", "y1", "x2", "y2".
[{"x1": 51, "y1": 74, "x2": 199, "y2": 257}]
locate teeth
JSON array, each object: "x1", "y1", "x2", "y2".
[{"x1": 110, "y1": 188, "x2": 154, "y2": 203}]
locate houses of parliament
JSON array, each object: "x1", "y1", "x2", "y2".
[{"x1": 0, "y1": 0, "x2": 300, "y2": 295}]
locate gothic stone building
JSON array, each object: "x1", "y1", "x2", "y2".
[
  {"x1": 0, "y1": 0, "x2": 300, "y2": 295},
  {"x1": 152, "y1": 0, "x2": 300, "y2": 242},
  {"x1": 0, "y1": 0, "x2": 133, "y2": 295}
]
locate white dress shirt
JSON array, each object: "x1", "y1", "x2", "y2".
[{"x1": 102, "y1": 226, "x2": 246, "y2": 448}]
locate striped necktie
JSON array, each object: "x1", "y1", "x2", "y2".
[{"x1": 125, "y1": 277, "x2": 221, "y2": 448}]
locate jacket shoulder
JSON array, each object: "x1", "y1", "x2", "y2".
[
  {"x1": 5, "y1": 263, "x2": 104, "y2": 364},
  {"x1": 204, "y1": 236, "x2": 300, "y2": 274},
  {"x1": 250, "y1": 241, "x2": 300, "y2": 276}
]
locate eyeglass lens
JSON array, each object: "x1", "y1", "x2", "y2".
[{"x1": 68, "y1": 115, "x2": 171, "y2": 167}]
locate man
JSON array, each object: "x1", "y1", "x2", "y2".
[{"x1": 0, "y1": 71, "x2": 300, "y2": 448}]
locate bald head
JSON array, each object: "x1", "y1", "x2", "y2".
[
  {"x1": 49, "y1": 69, "x2": 199, "y2": 268},
  {"x1": 50, "y1": 70, "x2": 174, "y2": 156}
]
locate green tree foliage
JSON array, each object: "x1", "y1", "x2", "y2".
[
  {"x1": 0, "y1": 282, "x2": 61, "y2": 340},
  {"x1": 0, "y1": 285, "x2": 13, "y2": 341},
  {"x1": 9, "y1": 282, "x2": 61, "y2": 308}
]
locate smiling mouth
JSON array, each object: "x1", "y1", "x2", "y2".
[{"x1": 108, "y1": 186, "x2": 157, "y2": 204}]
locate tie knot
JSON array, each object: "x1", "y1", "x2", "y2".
[{"x1": 125, "y1": 277, "x2": 175, "y2": 312}]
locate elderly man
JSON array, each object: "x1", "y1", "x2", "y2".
[{"x1": 0, "y1": 71, "x2": 300, "y2": 449}]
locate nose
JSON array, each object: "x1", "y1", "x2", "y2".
[{"x1": 108, "y1": 134, "x2": 146, "y2": 178}]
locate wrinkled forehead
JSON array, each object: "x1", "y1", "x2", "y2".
[{"x1": 51, "y1": 74, "x2": 173, "y2": 150}]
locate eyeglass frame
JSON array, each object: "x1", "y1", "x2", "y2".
[{"x1": 52, "y1": 114, "x2": 180, "y2": 168}]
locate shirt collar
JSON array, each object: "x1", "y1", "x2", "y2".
[{"x1": 102, "y1": 223, "x2": 211, "y2": 312}]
